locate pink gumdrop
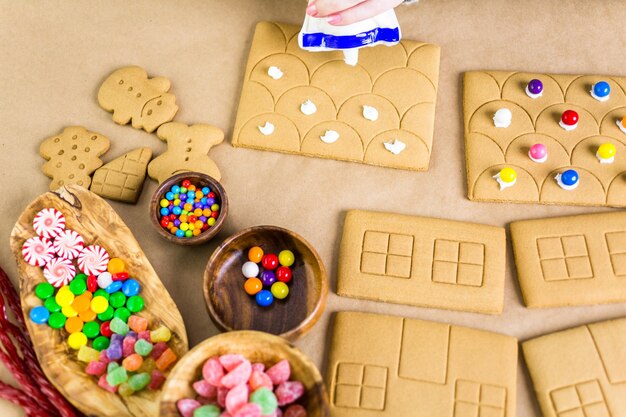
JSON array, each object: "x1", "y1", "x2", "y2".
[
  {"x1": 221, "y1": 360, "x2": 252, "y2": 389},
  {"x1": 217, "y1": 386, "x2": 229, "y2": 408},
  {"x1": 99, "y1": 350, "x2": 111, "y2": 364},
  {"x1": 97, "y1": 374, "x2": 118, "y2": 393},
  {"x1": 219, "y1": 354, "x2": 246, "y2": 371},
  {"x1": 149, "y1": 370, "x2": 166, "y2": 390},
  {"x1": 275, "y1": 408, "x2": 283, "y2": 417},
  {"x1": 233, "y1": 403, "x2": 262, "y2": 417},
  {"x1": 86, "y1": 360, "x2": 107, "y2": 376},
  {"x1": 283, "y1": 404, "x2": 307, "y2": 417},
  {"x1": 197, "y1": 396, "x2": 216, "y2": 405},
  {"x1": 251, "y1": 363, "x2": 265, "y2": 373},
  {"x1": 226, "y1": 383, "x2": 249, "y2": 414},
  {"x1": 529, "y1": 143, "x2": 547, "y2": 162},
  {"x1": 221, "y1": 413, "x2": 233, "y2": 417},
  {"x1": 122, "y1": 336, "x2": 137, "y2": 358},
  {"x1": 275, "y1": 381, "x2": 304, "y2": 406},
  {"x1": 151, "y1": 342, "x2": 169, "y2": 360},
  {"x1": 194, "y1": 379, "x2": 218, "y2": 399},
  {"x1": 177, "y1": 399, "x2": 201, "y2": 417},
  {"x1": 249, "y1": 370, "x2": 273, "y2": 391},
  {"x1": 138, "y1": 330, "x2": 151, "y2": 341},
  {"x1": 266, "y1": 360, "x2": 290, "y2": 385},
  {"x1": 203, "y1": 357, "x2": 225, "y2": 386}
]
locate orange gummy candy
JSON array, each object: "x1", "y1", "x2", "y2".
[
  {"x1": 155, "y1": 348, "x2": 177, "y2": 371},
  {"x1": 127, "y1": 315, "x2": 148, "y2": 333},
  {"x1": 122, "y1": 353, "x2": 143, "y2": 372}
]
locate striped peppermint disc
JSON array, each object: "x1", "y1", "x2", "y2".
[
  {"x1": 53, "y1": 229, "x2": 85, "y2": 260},
  {"x1": 21, "y1": 236, "x2": 55, "y2": 267},
  {"x1": 33, "y1": 208, "x2": 66, "y2": 239},
  {"x1": 43, "y1": 257, "x2": 76, "y2": 287},
  {"x1": 77, "y1": 245, "x2": 109, "y2": 276}
]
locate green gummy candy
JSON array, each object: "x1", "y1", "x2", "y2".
[
  {"x1": 106, "y1": 366, "x2": 128, "y2": 386},
  {"x1": 109, "y1": 292, "x2": 126, "y2": 308},
  {"x1": 250, "y1": 387, "x2": 278, "y2": 415},
  {"x1": 107, "y1": 362, "x2": 120, "y2": 373},
  {"x1": 134, "y1": 339, "x2": 153, "y2": 357},
  {"x1": 128, "y1": 372, "x2": 151, "y2": 391},
  {"x1": 44, "y1": 297, "x2": 61, "y2": 313},
  {"x1": 193, "y1": 405, "x2": 221, "y2": 417},
  {"x1": 118, "y1": 382, "x2": 134, "y2": 397},
  {"x1": 110, "y1": 317, "x2": 129, "y2": 335},
  {"x1": 35, "y1": 282, "x2": 54, "y2": 300},
  {"x1": 97, "y1": 306, "x2": 114, "y2": 321}
]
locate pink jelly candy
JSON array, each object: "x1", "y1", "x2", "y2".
[
  {"x1": 151, "y1": 341, "x2": 169, "y2": 360},
  {"x1": 176, "y1": 398, "x2": 201, "y2": 417},
  {"x1": 220, "y1": 413, "x2": 232, "y2": 417},
  {"x1": 249, "y1": 370, "x2": 273, "y2": 391},
  {"x1": 219, "y1": 354, "x2": 246, "y2": 371},
  {"x1": 233, "y1": 403, "x2": 262, "y2": 417},
  {"x1": 149, "y1": 370, "x2": 166, "y2": 390},
  {"x1": 226, "y1": 383, "x2": 249, "y2": 414},
  {"x1": 266, "y1": 360, "x2": 290, "y2": 385},
  {"x1": 122, "y1": 335, "x2": 137, "y2": 358},
  {"x1": 97, "y1": 374, "x2": 118, "y2": 393},
  {"x1": 197, "y1": 396, "x2": 216, "y2": 405},
  {"x1": 194, "y1": 379, "x2": 218, "y2": 399},
  {"x1": 283, "y1": 404, "x2": 307, "y2": 417},
  {"x1": 99, "y1": 350, "x2": 111, "y2": 364},
  {"x1": 138, "y1": 330, "x2": 151, "y2": 341},
  {"x1": 275, "y1": 381, "x2": 304, "y2": 406},
  {"x1": 86, "y1": 360, "x2": 107, "y2": 376},
  {"x1": 217, "y1": 386, "x2": 229, "y2": 408},
  {"x1": 275, "y1": 408, "x2": 283, "y2": 417},
  {"x1": 203, "y1": 357, "x2": 225, "y2": 386},
  {"x1": 251, "y1": 363, "x2": 265, "y2": 373},
  {"x1": 221, "y1": 360, "x2": 252, "y2": 389}
]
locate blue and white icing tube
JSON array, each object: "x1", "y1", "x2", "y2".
[{"x1": 298, "y1": 9, "x2": 401, "y2": 66}]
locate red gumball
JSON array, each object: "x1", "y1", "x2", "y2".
[
  {"x1": 207, "y1": 192, "x2": 216, "y2": 198},
  {"x1": 181, "y1": 179, "x2": 191, "y2": 188},
  {"x1": 188, "y1": 215, "x2": 197, "y2": 223},
  {"x1": 87, "y1": 275, "x2": 98, "y2": 292},
  {"x1": 160, "y1": 218, "x2": 170, "y2": 229},
  {"x1": 211, "y1": 211, "x2": 219, "y2": 219},
  {"x1": 276, "y1": 266, "x2": 292, "y2": 283},
  {"x1": 168, "y1": 214, "x2": 177, "y2": 221},
  {"x1": 561, "y1": 110, "x2": 579, "y2": 126},
  {"x1": 262, "y1": 254, "x2": 279, "y2": 270},
  {"x1": 100, "y1": 321, "x2": 113, "y2": 337}
]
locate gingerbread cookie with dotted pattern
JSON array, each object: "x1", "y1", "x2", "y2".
[
  {"x1": 98, "y1": 66, "x2": 179, "y2": 133},
  {"x1": 39, "y1": 126, "x2": 110, "y2": 191},
  {"x1": 147, "y1": 122, "x2": 223, "y2": 183}
]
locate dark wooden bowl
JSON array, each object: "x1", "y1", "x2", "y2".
[
  {"x1": 204, "y1": 226, "x2": 328, "y2": 341},
  {"x1": 150, "y1": 172, "x2": 228, "y2": 245},
  {"x1": 159, "y1": 331, "x2": 329, "y2": 417}
]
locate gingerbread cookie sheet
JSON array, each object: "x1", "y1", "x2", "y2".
[
  {"x1": 327, "y1": 312, "x2": 517, "y2": 417},
  {"x1": 337, "y1": 210, "x2": 506, "y2": 314},
  {"x1": 463, "y1": 71, "x2": 626, "y2": 207},
  {"x1": 232, "y1": 22, "x2": 440, "y2": 171},
  {"x1": 522, "y1": 317, "x2": 626, "y2": 417},
  {"x1": 510, "y1": 211, "x2": 626, "y2": 308}
]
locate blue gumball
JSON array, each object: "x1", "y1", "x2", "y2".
[
  {"x1": 255, "y1": 290, "x2": 274, "y2": 307},
  {"x1": 593, "y1": 81, "x2": 610, "y2": 99}
]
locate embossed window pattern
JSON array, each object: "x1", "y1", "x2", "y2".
[
  {"x1": 550, "y1": 380, "x2": 610, "y2": 417},
  {"x1": 360, "y1": 231, "x2": 414, "y2": 278},
  {"x1": 432, "y1": 240, "x2": 485, "y2": 287},
  {"x1": 536, "y1": 235, "x2": 593, "y2": 281},
  {"x1": 605, "y1": 231, "x2": 626, "y2": 277},
  {"x1": 333, "y1": 363, "x2": 388, "y2": 411},
  {"x1": 454, "y1": 380, "x2": 506, "y2": 417}
]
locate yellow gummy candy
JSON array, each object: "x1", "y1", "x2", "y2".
[
  {"x1": 77, "y1": 346, "x2": 100, "y2": 363},
  {"x1": 150, "y1": 326, "x2": 172, "y2": 343}
]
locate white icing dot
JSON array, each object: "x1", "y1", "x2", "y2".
[
  {"x1": 363, "y1": 105, "x2": 379, "y2": 121},
  {"x1": 493, "y1": 108, "x2": 512, "y2": 128},
  {"x1": 320, "y1": 130, "x2": 340, "y2": 144},
  {"x1": 383, "y1": 139, "x2": 406, "y2": 155},
  {"x1": 268, "y1": 66, "x2": 283, "y2": 80},
  {"x1": 258, "y1": 122, "x2": 275, "y2": 136},
  {"x1": 300, "y1": 100, "x2": 317, "y2": 116}
]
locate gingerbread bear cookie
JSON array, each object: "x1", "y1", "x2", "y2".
[
  {"x1": 97, "y1": 66, "x2": 179, "y2": 133},
  {"x1": 90, "y1": 147, "x2": 153, "y2": 203},
  {"x1": 39, "y1": 126, "x2": 111, "y2": 191},
  {"x1": 147, "y1": 122, "x2": 223, "y2": 183}
]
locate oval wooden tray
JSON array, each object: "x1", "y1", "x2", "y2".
[
  {"x1": 159, "y1": 331, "x2": 329, "y2": 417},
  {"x1": 9, "y1": 185, "x2": 189, "y2": 417}
]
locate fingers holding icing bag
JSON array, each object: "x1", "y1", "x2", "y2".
[{"x1": 307, "y1": 0, "x2": 404, "y2": 26}]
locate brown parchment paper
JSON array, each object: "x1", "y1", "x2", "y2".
[{"x1": 1, "y1": 1, "x2": 626, "y2": 416}]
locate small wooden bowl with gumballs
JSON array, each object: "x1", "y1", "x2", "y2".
[
  {"x1": 150, "y1": 172, "x2": 228, "y2": 245},
  {"x1": 204, "y1": 226, "x2": 328, "y2": 341},
  {"x1": 159, "y1": 331, "x2": 330, "y2": 417}
]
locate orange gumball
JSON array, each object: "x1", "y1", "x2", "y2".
[
  {"x1": 248, "y1": 246, "x2": 264, "y2": 263},
  {"x1": 244, "y1": 278, "x2": 263, "y2": 295}
]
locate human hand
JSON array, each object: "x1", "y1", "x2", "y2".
[{"x1": 306, "y1": 0, "x2": 404, "y2": 26}]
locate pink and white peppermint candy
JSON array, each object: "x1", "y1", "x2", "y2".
[
  {"x1": 21, "y1": 236, "x2": 55, "y2": 267},
  {"x1": 44, "y1": 257, "x2": 76, "y2": 287},
  {"x1": 33, "y1": 208, "x2": 66, "y2": 239},
  {"x1": 77, "y1": 245, "x2": 109, "y2": 276},
  {"x1": 53, "y1": 229, "x2": 85, "y2": 260}
]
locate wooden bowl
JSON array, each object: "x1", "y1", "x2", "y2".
[
  {"x1": 150, "y1": 172, "x2": 228, "y2": 245},
  {"x1": 9, "y1": 185, "x2": 188, "y2": 417},
  {"x1": 159, "y1": 331, "x2": 329, "y2": 417},
  {"x1": 204, "y1": 226, "x2": 328, "y2": 341}
]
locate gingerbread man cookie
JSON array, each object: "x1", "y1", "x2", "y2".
[
  {"x1": 147, "y1": 122, "x2": 224, "y2": 183},
  {"x1": 39, "y1": 126, "x2": 110, "y2": 191},
  {"x1": 97, "y1": 66, "x2": 178, "y2": 133}
]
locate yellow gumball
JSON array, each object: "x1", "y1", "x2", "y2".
[
  {"x1": 107, "y1": 258, "x2": 125, "y2": 274},
  {"x1": 597, "y1": 143, "x2": 616, "y2": 160},
  {"x1": 67, "y1": 332, "x2": 87, "y2": 350},
  {"x1": 499, "y1": 167, "x2": 517, "y2": 183}
]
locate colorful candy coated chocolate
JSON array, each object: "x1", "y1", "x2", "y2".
[
  {"x1": 244, "y1": 278, "x2": 263, "y2": 295},
  {"x1": 97, "y1": 306, "x2": 114, "y2": 321},
  {"x1": 122, "y1": 279, "x2": 141, "y2": 297},
  {"x1": 278, "y1": 250, "x2": 295, "y2": 267},
  {"x1": 83, "y1": 321, "x2": 101, "y2": 339},
  {"x1": 271, "y1": 282, "x2": 289, "y2": 300},
  {"x1": 72, "y1": 293, "x2": 91, "y2": 313},
  {"x1": 242, "y1": 261, "x2": 260, "y2": 279},
  {"x1": 35, "y1": 282, "x2": 54, "y2": 300},
  {"x1": 561, "y1": 110, "x2": 579, "y2": 126},
  {"x1": 593, "y1": 81, "x2": 610, "y2": 98},
  {"x1": 126, "y1": 295, "x2": 144, "y2": 313},
  {"x1": 499, "y1": 167, "x2": 517, "y2": 183},
  {"x1": 529, "y1": 143, "x2": 547, "y2": 162},
  {"x1": 560, "y1": 169, "x2": 579, "y2": 186},
  {"x1": 69, "y1": 278, "x2": 87, "y2": 295},
  {"x1": 29, "y1": 306, "x2": 50, "y2": 324},
  {"x1": 90, "y1": 296, "x2": 109, "y2": 314},
  {"x1": 255, "y1": 290, "x2": 273, "y2": 307},
  {"x1": 48, "y1": 312, "x2": 66, "y2": 329},
  {"x1": 65, "y1": 316, "x2": 84, "y2": 333},
  {"x1": 68, "y1": 332, "x2": 88, "y2": 350},
  {"x1": 248, "y1": 246, "x2": 264, "y2": 263},
  {"x1": 261, "y1": 254, "x2": 279, "y2": 270},
  {"x1": 114, "y1": 307, "x2": 131, "y2": 322},
  {"x1": 61, "y1": 305, "x2": 78, "y2": 318},
  {"x1": 260, "y1": 270, "x2": 276, "y2": 286},
  {"x1": 93, "y1": 336, "x2": 110, "y2": 351},
  {"x1": 276, "y1": 266, "x2": 292, "y2": 283},
  {"x1": 55, "y1": 286, "x2": 74, "y2": 307},
  {"x1": 97, "y1": 272, "x2": 113, "y2": 289},
  {"x1": 109, "y1": 291, "x2": 126, "y2": 308},
  {"x1": 105, "y1": 281, "x2": 123, "y2": 294},
  {"x1": 598, "y1": 143, "x2": 616, "y2": 160},
  {"x1": 527, "y1": 79, "x2": 543, "y2": 95}
]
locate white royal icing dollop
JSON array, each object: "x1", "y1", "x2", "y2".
[
  {"x1": 268, "y1": 66, "x2": 284, "y2": 80},
  {"x1": 320, "y1": 130, "x2": 340, "y2": 144},
  {"x1": 258, "y1": 122, "x2": 275, "y2": 136},
  {"x1": 363, "y1": 105, "x2": 379, "y2": 121},
  {"x1": 300, "y1": 100, "x2": 317, "y2": 116},
  {"x1": 493, "y1": 108, "x2": 512, "y2": 128},
  {"x1": 383, "y1": 139, "x2": 406, "y2": 155}
]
